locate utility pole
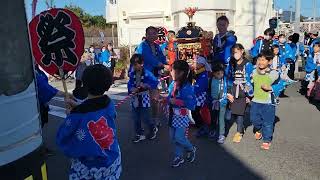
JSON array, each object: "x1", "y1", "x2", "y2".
[
  {"x1": 313, "y1": 0, "x2": 317, "y2": 22},
  {"x1": 290, "y1": 5, "x2": 293, "y2": 23},
  {"x1": 294, "y1": 0, "x2": 301, "y2": 33}
]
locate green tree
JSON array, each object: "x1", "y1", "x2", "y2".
[
  {"x1": 92, "y1": 15, "x2": 110, "y2": 28},
  {"x1": 64, "y1": 5, "x2": 109, "y2": 29}
]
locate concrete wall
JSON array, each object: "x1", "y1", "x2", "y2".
[
  {"x1": 171, "y1": 0, "x2": 235, "y2": 13},
  {"x1": 115, "y1": 0, "x2": 171, "y2": 45},
  {"x1": 107, "y1": 0, "x2": 274, "y2": 48},
  {"x1": 234, "y1": 0, "x2": 274, "y2": 49},
  {"x1": 106, "y1": 1, "x2": 118, "y2": 23}
]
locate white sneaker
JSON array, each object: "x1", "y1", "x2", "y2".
[{"x1": 132, "y1": 135, "x2": 146, "y2": 143}]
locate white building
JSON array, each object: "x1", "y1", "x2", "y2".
[{"x1": 106, "y1": 0, "x2": 274, "y2": 49}]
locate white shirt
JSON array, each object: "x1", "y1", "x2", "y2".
[
  {"x1": 314, "y1": 53, "x2": 320, "y2": 65},
  {"x1": 272, "y1": 56, "x2": 279, "y2": 69}
]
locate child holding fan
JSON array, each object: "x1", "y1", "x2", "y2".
[{"x1": 56, "y1": 65, "x2": 121, "y2": 180}]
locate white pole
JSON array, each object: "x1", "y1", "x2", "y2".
[
  {"x1": 290, "y1": 6, "x2": 293, "y2": 23},
  {"x1": 276, "y1": 11, "x2": 279, "y2": 34},
  {"x1": 294, "y1": 0, "x2": 301, "y2": 33},
  {"x1": 313, "y1": 0, "x2": 316, "y2": 23}
]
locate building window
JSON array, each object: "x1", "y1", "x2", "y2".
[
  {"x1": 216, "y1": 12, "x2": 226, "y2": 20},
  {"x1": 109, "y1": 0, "x2": 117, "y2": 4}
]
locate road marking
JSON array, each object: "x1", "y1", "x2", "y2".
[
  {"x1": 49, "y1": 93, "x2": 129, "y2": 118},
  {"x1": 49, "y1": 105, "x2": 66, "y2": 118},
  {"x1": 52, "y1": 93, "x2": 127, "y2": 102}
]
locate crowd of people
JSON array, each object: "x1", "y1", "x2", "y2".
[
  {"x1": 37, "y1": 15, "x2": 320, "y2": 180},
  {"x1": 73, "y1": 43, "x2": 119, "y2": 101}
]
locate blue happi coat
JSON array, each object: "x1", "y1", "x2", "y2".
[
  {"x1": 167, "y1": 81, "x2": 196, "y2": 128},
  {"x1": 210, "y1": 75, "x2": 229, "y2": 109},
  {"x1": 193, "y1": 71, "x2": 209, "y2": 107},
  {"x1": 127, "y1": 69, "x2": 158, "y2": 108},
  {"x1": 276, "y1": 42, "x2": 295, "y2": 64},
  {"x1": 272, "y1": 79, "x2": 287, "y2": 98},
  {"x1": 56, "y1": 96, "x2": 121, "y2": 180},
  {"x1": 135, "y1": 40, "x2": 167, "y2": 75},
  {"x1": 167, "y1": 81, "x2": 196, "y2": 110},
  {"x1": 212, "y1": 32, "x2": 237, "y2": 65},
  {"x1": 305, "y1": 53, "x2": 319, "y2": 73},
  {"x1": 98, "y1": 51, "x2": 111, "y2": 65},
  {"x1": 227, "y1": 60, "x2": 254, "y2": 97},
  {"x1": 35, "y1": 66, "x2": 58, "y2": 104},
  {"x1": 250, "y1": 39, "x2": 277, "y2": 58}
]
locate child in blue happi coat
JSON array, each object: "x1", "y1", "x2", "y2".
[
  {"x1": 271, "y1": 44, "x2": 293, "y2": 103},
  {"x1": 271, "y1": 45, "x2": 284, "y2": 71},
  {"x1": 167, "y1": 60, "x2": 197, "y2": 168},
  {"x1": 209, "y1": 62, "x2": 229, "y2": 144},
  {"x1": 227, "y1": 44, "x2": 254, "y2": 143},
  {"x1": 192, "y1": 56, "x2": 212, "y2": 132},
  {"x1": 56, "y1": 64, "x2": 121, "y2": 180},
  {"x1": 127, "y1": 54, "x2": 159, "y2": 143},
  {"x1": 250, "y1": 28, "x2": 277, "y2": 65},
  {"x1": 305, "y1": 42, "x2": 320, "y2": 95},
  {"x1": 277, "y1": 34, "x2": 296, "y2": 81}
]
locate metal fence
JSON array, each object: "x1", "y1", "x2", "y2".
[
  {"x1": 84, "y1": 36, "x2": 118, "y2": 48},
  {"x1": 278, "y1": 22, "x2": 320, "y2": 36}
]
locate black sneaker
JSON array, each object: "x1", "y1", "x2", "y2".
[
  {"x1": 186, "y1": 146, "x2": 196, "y2": 163},
  {"x1": 148, "y1": 127, "x2": 158, "y2": 140},
  {"x1": 40, "y1": 147, "x2": 55, "y2": 157},
  {"x1": 171, "y1": 157, "x2": 185, "y2": 168},
  {"x1": 132, "y1": 135, "x2": 146, "y2": 143}
]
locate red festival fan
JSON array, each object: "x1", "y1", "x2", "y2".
[
  {"x1": 29, "y1": 8, "x2": 84, "y2": 97},
  {"x1": 154, "y1": 26, "x2": 168, "y2": 44}
]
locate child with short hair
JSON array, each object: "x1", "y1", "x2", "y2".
[
  {"x1": 250, "y1": 50, "x2": 279, "y2": 150},
  {"x1": 167, "y1": 60, "x2": 197, "y2": 168},
  {"x1": 271, "y1": 44, "x2": 281, "y2": 71},
  {"x1": 278, "y1": 34, "x2": 295, "y2": 80},
  {"x1": 128, "y1": 54, "x2": 159, "y2": 143},
  {"x1": 56, "y1": 64, "x2": 121, "y2": 180},
  {"x1": 250, "y1": 28, "x2": 276, "y2": 65},
  {"x1": 272, "y1": 44, "x2": 284, "y2": 104},
  {"x1": 210, "y1": 62, "x2": 228, "y2": 144},
  {"x1": 228, "y1": 43, "x2": 254, "y2": 143}
]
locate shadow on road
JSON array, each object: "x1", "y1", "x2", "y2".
[
  {"x1": 118, "y1": 104, "x2": 263, "y2": 180},
  {"x1": 298, "y1": 80, "x2": 320, "y2": 111},
  {"x1": 44, "y1": 103, "x2": 264, "y2": 180}
]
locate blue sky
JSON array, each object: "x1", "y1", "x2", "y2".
[
  {"x1": 25, "y1": 0, "x2": 319, "y2": 20},
  {"x1": 25, "y1": 0, "x2": 106, "y2": 20},
  {"x1": 275, "y1": 0, "x2": 319, "y2": 17}
]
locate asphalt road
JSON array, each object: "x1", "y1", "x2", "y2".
[{"x1": 43, "y1": 81, "x2": 320, "y2": 180}]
